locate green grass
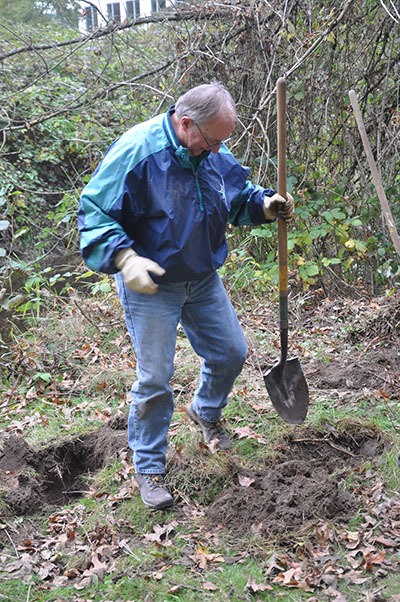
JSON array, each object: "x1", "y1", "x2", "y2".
[
  {"x1": 0, "y1": 399, "x2": 127, "y2": 449},
  {"x1": 376, "y1": 448, "x2": 400, "y2": 493},
  {"x1": 5, "y1": 556, "x2": 319, "y2": 602}
]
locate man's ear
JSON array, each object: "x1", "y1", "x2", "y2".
[{"x1": 180, "y1": 115, "x2": 192, "y2": 132}]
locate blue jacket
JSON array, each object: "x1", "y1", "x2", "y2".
[{"x1": 78, "y1": 106, "x2": 275, "y2": 282}]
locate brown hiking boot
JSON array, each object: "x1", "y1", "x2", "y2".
[
  {"x1": 186, "y1": 403, "x2": 232, "y2": 451},
  {"x1": 135, "y1": 474, "x2": 173, "y2": 510}
]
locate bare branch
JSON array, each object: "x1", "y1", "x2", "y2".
[
  {"x1": 0, "y1": 6, "x2": 239, "y2": 61},
  {"x1": 379, "y1": 0, "x2": 400, "y2": 23}
]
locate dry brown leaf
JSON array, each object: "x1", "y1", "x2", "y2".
[
  {"x1": 207, "y1": 438, "x2": 220, "y2": 454},
  {"x1": 238, "y1": 474, "x2": 255, "y2": 487},
  {"x1": 167, "y1": 584, "x2": 183, "y2": 594},
  {"x1": 189, "y1": 544, "x2": 225, "y2": 570},
  {"x1": 63, "y1": 568, "x2": 81, "y2": 579},
  {"x1": 38, "y1": 561, "x2": 57, "y2": 580},
  {"x1": 344, "y1": 530, "x2": 363, "y2": 549},
  {"x1": 264, "y1": 552, "x2": 285, "y2": 576},
  {"x1": 245, "y1": 575, "x2": 273, "y2": 592},
  {"x1": 373, "y1": 536, "x2": 398, "y2": 547},
  {"x1": 273, "y1": 565, "x2": 315, "y2": 592},
  {"x1": 142, "y1": 521, "x2": 177, "y2": 546},
  {"x1": 90, "y1": 549, "x2": 109, "y2": 573},
  {"x1": 152, "y1": 571, "x2": 164, "y2": 580},
  {"x1": 233, "y1": 425, "x2": 267, "y2": 444},
  {"x1": 203, "y1": 581, "x2": 218, "y2": 590},
  {"x1": 58, "y1": 528, "x2": 76, "y2": 544},
  {"x1": 74, "y1": 575, "x2": 93, "y2": 590},
  {"x1": 250, "y1": 521, "x2": 264, "y2": 533},
  {"x1": 342, "y1": 570, "x2": 369, "y2": 585},
  {"x1": 346, "y1": 549, "x2": 363, "y2": 569},
  {"x1": 363, "y1": 549, "x2": 387, "y2": 571}
]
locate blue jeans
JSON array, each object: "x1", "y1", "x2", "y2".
[{"x1": 115, "y1": 271, "x2": 247, "y2": 474}]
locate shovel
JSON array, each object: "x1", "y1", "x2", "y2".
[{"x1": 263, "y1": 77, "x2": 309, "y2": 424}]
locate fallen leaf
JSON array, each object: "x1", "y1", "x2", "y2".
[
  {"x1": 342, "y1": 570, "x2": 369, "y2": 585},
  {"x1": 63, "y1": 568, "x2": 81, "y2": 579},
  {"x1": 346, "y1": 549, "x2": 363, "y2": 569},
  {"x1": 238, "y1": 474, "x2": 255, "y2": 487},
  {"x1": 203, "y1": 581, "x2": 218, "y2": 590},
  {"x1": 264, "y1": 552, "x2": 285, "y2": 576},
  {"x1": 90, "y1": 549, "x2": 109, "y2": 574},
  {"x1": 142, "y1": 521, "x2": 177, "y2": 546},
  {"x1": 344, "y1": 530, "x2": 363, "y2": 549},
  {"x1": 373, "y1": 536, "x2": 398, "y2": 547},
  {"x1": 189, "y1": 544, "x2": 225, "y2": 569},
  {"x1": 245, "y1": 575, "x2": 273, "y2": 592},
  {"x1": 207, "y1": 438, "x2": 220, "y2": 454},
  {"x1": 363, "y1": 549, "x2": 386, "y2": 571},
  {"x1": 273, "y1": 566, "x2": 315, "y2": 592},
  {"x1": 250, "y1": 521, "x2": 264, "y2": 533},
  {"x1": 233, "y1": 425, "x2": 267, "y2": 444},
  {"x1": 152, "y1": 571, "x2": 164, "y2": 580},
  {"x1": 38, "y1": 561, "x2": 57, "y2": 580},
  {"x1": 167, "y1": 584, "x2": 183, "y2": 594}
]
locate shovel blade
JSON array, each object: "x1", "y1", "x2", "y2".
[{"x1": 264, "y1": 356, "x2": 309, "y2": 424}]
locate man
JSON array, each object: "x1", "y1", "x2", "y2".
[{"x1": 78, "y1": 82, "x2": 293, "y2": 511}]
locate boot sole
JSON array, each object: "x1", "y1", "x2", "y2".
[{"x1": 142, "y1": 497, "x2": 174, "y2": 511}]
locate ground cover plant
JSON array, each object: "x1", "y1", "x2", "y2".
[{"x1": 0, "y1": 283, "x2": 399, "y2": 601}]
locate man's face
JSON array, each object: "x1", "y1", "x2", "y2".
[{"x1": 180, "y1": 112, "x2": 235, "y2": 157}]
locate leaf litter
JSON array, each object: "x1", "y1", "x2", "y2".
[{"x1": 0, "y1": 291, "x2": 399, "y2": 599}]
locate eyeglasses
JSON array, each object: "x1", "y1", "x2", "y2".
[{"x1": 194, "y1": 121, "x2": 231, "y2": 149}]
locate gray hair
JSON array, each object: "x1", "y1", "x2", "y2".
[{"x1": 175, "y1": 82, "x2": 236, "y2": 125}]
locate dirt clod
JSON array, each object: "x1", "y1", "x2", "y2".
[{"x1": 205, "y1": 429, "x2": 381, "y2": 538}]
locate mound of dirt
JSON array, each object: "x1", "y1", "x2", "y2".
[
  {"x1": 0, "y1": 422, "x2": 128, "y2": 515},
  {"x1": 305, "y1": 350, "x2": 398, "y2": 391},
  {"x1": 205, "y1": 429, "x2": 383, "y2": 538}
]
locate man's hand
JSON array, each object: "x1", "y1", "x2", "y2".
[
  {"x1": 263, "y1": 192, "x2": 294, "y2": 222},
  {"x1": 115, "y1": 248, "x2": 166, "y2": 294}
]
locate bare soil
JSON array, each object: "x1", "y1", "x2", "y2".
[
  {"x1": 0, "y1": 420, "x2": 383, "y2": 538},
  {"x1": 0, "y1": 419, "x2": 127, "y2": 515},
  {"x1": 205, "y1": 427, "x2": 383, "y2": 538}
]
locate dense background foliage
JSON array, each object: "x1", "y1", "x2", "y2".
[{"x1": 0, "y1": 0, "x2": 399, "y2": 334}]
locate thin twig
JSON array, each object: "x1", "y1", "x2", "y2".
[
  {"x1": 72, "y1": 298, "x2": 103, "y2": 332},
  {"x1": 4, "y1": 528, "x2": 19, "y2": 558}
]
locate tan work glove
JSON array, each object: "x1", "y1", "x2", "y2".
[
  {"x1": 263, "y1": 192, "x2": 294, "y2": 222},
  {"x1": 115, "y1": 248, "x2": 165, "y2": 294}
]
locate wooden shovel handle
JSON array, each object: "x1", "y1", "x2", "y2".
[
  {"x1": 277, "y1": 77, "x2": 288, "y2": 295},
  {"x1": 277, "y1": 77, "x2": 288, "y2": 362}
]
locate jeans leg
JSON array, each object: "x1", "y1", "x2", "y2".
[
  {"x1": 115, "y1": 274, "x2": 184, "y2": 474},
  {"x1": 181, "y1": 272, "x2": 247, "y2": 422}
]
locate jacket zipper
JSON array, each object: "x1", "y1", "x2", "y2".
[
  {"x1": 194, "y1": 171, "x2": 204, "y2": 212},
  {"x1": 189, "y1": 161, "x2": 204, "y2": 212}
]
